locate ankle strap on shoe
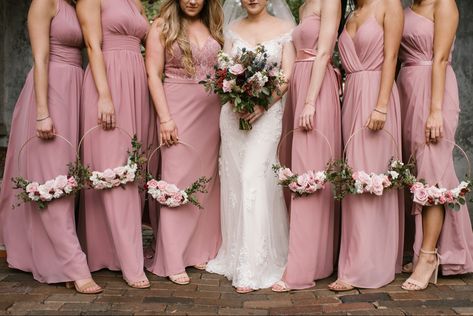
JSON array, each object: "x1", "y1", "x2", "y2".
[{"x1": 420, "y1": 248, "x2": 438, "y2": 255}]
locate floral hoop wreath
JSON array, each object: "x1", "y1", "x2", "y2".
[
  {"x1": 77, "y1": 125, "x2": 141, "y2": 190},
  {"x1": 12, "y1": 134, "x2": 82, "y2": 209},
  {"x1": 145, "y1": 141, "x2": 211, "y2": 209},
  {"x1": 273, "y1": 127, "x2": 334, "y2": 197},
  {"x1": 330, "y1": 127, "x2": 416, "y2": 200},
  {"x1": 409, "y1": 140, "x2": 472, "y2": 210}
]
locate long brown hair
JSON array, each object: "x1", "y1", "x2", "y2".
[{"x1": 158, "y1": 0, "x2": 224, "y2": 76}]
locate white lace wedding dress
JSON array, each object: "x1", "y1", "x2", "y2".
[{"x1": 206, "y1": 30, "x2": 291, "y2": 289}]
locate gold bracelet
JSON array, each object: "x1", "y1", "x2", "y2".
[
  {"x1": 36, "y1": 115, "x2": 50, "y2": 122},
  {"x1": 374, "y1": 108, "x2": 387, "y2": 115}
]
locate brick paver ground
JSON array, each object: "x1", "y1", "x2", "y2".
[{"x1": 1, "y1": 256, "x2": 473, "y2": 315}]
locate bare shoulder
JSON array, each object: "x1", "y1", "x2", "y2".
[
  {"x1": 434, "y1": 0, "x2": 458, "y2": 15},
  {"x1": 271, "y1": 17, "x2": 294, "y2": 34},
  {"x1": 382, "y1": 0, "x2": 403, "y2": 13},
  {"x1": 29, "y1": 0, "x2": 57, "y2": 15}
]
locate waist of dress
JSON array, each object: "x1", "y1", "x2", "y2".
[
  {"x1": 295, "y1": 49, "x2": 317, "y2": 62},
  {"x1": 49, "y1": 44, "x2": 82, "y2": 67},
  {"x1": 346, "y1": 68, "x2": 382, "y2": 75},
  {"x1": 102, "y1": 34, "x2": 141, "y2": 53},
  {"x1": 164, "y1": 77, "x2": 203, "y2": 84},
  {"x1": 401, "y1": 60, "x2": 452, "y2": 68}
]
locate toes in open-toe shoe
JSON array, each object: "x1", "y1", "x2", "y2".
[
  {"x1": 126, "y1": 279, "x2": 151, "y2": 289},
  {"x1": 401, "y1": 248, "x2": 440, "y2": 291},
  {"x1": 235, "y1": 287, "x2": 255, "y2": 294},
  {"x1": 169, "y1": 272, "x2": 190, "y2": 285},
  {"x1": 66, "y1": 280, "x2": 103, "y2": 294},
  {"x1": 328, "y1": 280, "x2": 354, "y2": 292},
  {"x1": 193, "y1": 263, "x2": 207, "y2": 270},
  {"x1": 271, "y1": 280, "x2": 290, "y2": 293}
]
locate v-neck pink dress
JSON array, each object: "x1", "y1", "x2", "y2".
[
  {"x1": 337, "y1": 16, "x2": 404, "y2": 288},
  {"x1": 280, "y1": 14, "x2": 341, "y2": 289},
  {"x1": 78, "y1": 0, "x2": 153, "y2": 283},
  {"x1": 398, "y1": 7, "x2": 473, "y2": 275},
  {"x1": 0, "y1": 0, "x2": 91, "y2": 283},
  {"x1": 145, "y1": 37, "x2": 222, "y2": 277}
]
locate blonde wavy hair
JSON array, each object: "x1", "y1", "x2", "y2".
[{"x1": 158, "y1": 0, "x2": 224, "y2": 76}]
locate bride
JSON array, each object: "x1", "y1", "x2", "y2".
[{"x1": 206, "y1": 0, "x2": 296, "y2": 293}]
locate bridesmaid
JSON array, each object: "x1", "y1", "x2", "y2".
[
  {"x1": 0, "y1": 0, "x2": 101, "y2": 293},
  {"x1": 145, "y1": 0, "x2": 223, "y2": 284},
  {"x1": 272, "y1": 0, "x2": 342, "y2": 292},
  {"x1": 398, "y1": 0, "x2": 473, "y2": 290},
  {"x1": 77, "y1": 0, "x2": 154, "y2": 288},
  {"x1": 329, "y1": 0, "x2": 404, "y2": 290}
]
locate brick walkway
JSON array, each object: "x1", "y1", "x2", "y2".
[{"x1": 1, "y1": 258, "x2": 473, "y2": 315}]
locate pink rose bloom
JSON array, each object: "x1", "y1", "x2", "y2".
[
  {"x1": 438, "y1": 195, "x2": 447, "y2": 204},
  {"x1": 444, "y1": 191, "x2": 454, "y2": 203},
  {"x1": 413, "y1": 188, "x2": 429, "y2": 205},
  {"x1": 113, "y1": 166, "x2": 127, "y2": 177},
  {"x1": 357, "y1": 171, "x2": 371, "y2": 185},
  {"x1": 110, "y1": 178, "x2": 121, "y2": 186},
  {"x1": 352, "y1": 171, "x2": 359, "y2": 180},
  {"x1": 102, "y1": 169, "x2": 116, "y2": 182},
  {"x1": 165, "y1": 183, "x2": 180, "y2": 194},
  {"x1": 157, "y1": 180, "x2": 167, "y2": 190},
  {"x1": 67, "y1": 177, "x2": 77, "y2": 187},
  {"x1": 147, "y1": 179, "x2": 159, "y2": 189},
  {"x1": 229, "y1": 63, "x2": 245, "y2": 75},
  {"x1": 297, "y1": 174, "x2": 309, "y2": 188},
  {"x1": 222, "y1": 79, "x2": 235, "y2": 93},
  {"x1": 278, "y1": 168, "x2": 294, "y2": 181},
  {"x1": 427, "y1": 186, "x2": 443, "y2": 199},
  {"x1": 54, "y1": 175, "x2": 68, "y2": 190},
  {"x1": 26, "y1": 182, "x2": 39, "y2": 194},
  {"x1": 268, "y1": 68, "x2": 279, "y2": 78},
  {"x1": 288, "y1": 182, "x2": 299, "y2": 192},
  {"x1": 410, "y1": 182, "x2": 424, "y2": 194},
  {"x1": 158, "y1": 194, "x2": 167, "y2": 204}
]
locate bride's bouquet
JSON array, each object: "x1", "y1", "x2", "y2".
[{"x1": 200, "y1": 45, "x2": 286, "y2": 130}]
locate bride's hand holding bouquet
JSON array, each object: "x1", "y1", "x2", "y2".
[{"x1": 200, "y1": 45, "x2": 287, "y2": 130}]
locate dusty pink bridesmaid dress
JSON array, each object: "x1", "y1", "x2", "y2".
[
  {"x1": 280, "y1": 14, "x2": 341, "y2": 289},
  {"x1": 79, "y1": 0, "x2": 154, "y2": 283},
  {"x1": 0, "y1": 0, "x2": 91, "y2": 283},
  {"x1": 145, "y1": 39, "x2": 221, "y2": 277},
  {"x1": 336, "y1": 16, "x2": 404, "y2": 288},
  {"x1": 398, "y1": 8, "x2": 473, "y2": 275}
]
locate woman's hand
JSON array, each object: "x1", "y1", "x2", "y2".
[
  {"x1": 160, "y1": 119, "x2": 179, "y2": 147},
  {"x1": 242, "y1": 106, "x2": 265, "y2": 124},
  {"x1": 36, "y1": 116, "x2": 55, "y2": 139},
  {"x1": 425, "y1": 110, "x2": 444, "y2": 144},
  {"x1": 97, "y1": 96, "x2": 116, "y2": 130},
  {"x1": 299, "y1": 104, "x2": 316, "y2": 131},
  {"x1": 366, "y1": 108, "x2": 387, "y2": 131}
]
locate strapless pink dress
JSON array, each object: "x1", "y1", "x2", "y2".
[
  {"x1": 280, "y1": 14, "x2": 341, "y2": 289},
  {"x1": 337, "y1": 16, "x2": 404, "y2": 288},
  {"x1": 78, "y1": 0, "x2": 153, "y2": 283},
  {"x1": 145, "y1": 38, "x2": 222, "y2": 277},
  {"x1": 398, "y1": 7, "x2": 473, "y2": 275},
  {"x1": 0, "y1": 0, "x2": 91, "y2": 283}
]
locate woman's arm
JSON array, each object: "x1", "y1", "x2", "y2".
[
  {"x1": 145, "y1": 19, "x2": 178, "y2": 146},
  {"x1": 77, "y1": 0, "x2": 116, "y2": 130},
  {"x1": 366, "y1": 0, "x2": 403, "y2": 131},
  {"x1": 28, "y1": 0, "x2": 57, "y2": 139},
  {"x1": 426, "y1": 0, "x2": 458, "y2": 143},
  {"x1": 299, "y1": 0, "x2": 340, "y2": 131}
]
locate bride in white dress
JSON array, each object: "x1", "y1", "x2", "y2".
[{"x1": 206, "y1": 0, "x2": 296, "y2": 293}]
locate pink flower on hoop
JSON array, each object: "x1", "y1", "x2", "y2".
[{"x1": 413, "y1": 187, "x2": 429, "y2": 205}]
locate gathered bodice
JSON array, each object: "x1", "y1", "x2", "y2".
[
  {"x1": 164, "y1": 37, "x2": 221, "y2": 82},
  {"x1": 338, "y1": 16, "x2": 384, "y2": 74},
  {"x1": 292, "y1": 14, "x2": 333, "y2": 53},
  {"x1": 226, "y1": 29, "x2": 292, "y2": 67},
  {"x1": 49, "y1": 0, "x2": 83, "y2": 66},
  {"x1": 100, "y1": 0, "x2": 148, "y2": 52},
  {"x1": 400, "y1": 7, "x2": 453, "y2": 64}
]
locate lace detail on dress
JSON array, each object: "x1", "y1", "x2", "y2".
[
  {"x1": 206, "y1": 30, "x2": 290, "y2": 289},
  {"x1": 164, "y1": 37, "x2": 221, "y2": 81}
]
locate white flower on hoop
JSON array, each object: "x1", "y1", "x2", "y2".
[{"x1": 89, "y1": 158, "x2": 138, "y2": 190}]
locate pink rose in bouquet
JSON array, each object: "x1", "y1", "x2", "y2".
[
  {"x1": 229, "y1": 64, "x2": 244, "y2": 75},
  {"x1": 413, "y1": 187, "x2": 429, "y2": 205}
]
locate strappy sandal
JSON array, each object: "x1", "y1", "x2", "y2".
[
  {"x1": 328, "y1": 280, "x2": 355, "y2": 292},
  {"x1": 65, "y1": 280, "x2": 103, "y2": 294},
  {"x1": 125, "y1": 279, "x2": 151, "y2": 289},
  {"x1": 402, "y1": 248, "x2": 440, "y2": 291},
  {"x1": 193, "y1": 263, "x2": 207, "y2": 270},
  {"x1": 402, "y1": 262, "x2": 414, "y2": 273},
  {"x1": 235, "y1": 287, "x2": 255, "y2": 294},
  {"x1": 271, "y1": 280, "x2": 291, "y2": 293},
  {"x1": 169, "y1": 272, "x2": 190, "y2": 285}
]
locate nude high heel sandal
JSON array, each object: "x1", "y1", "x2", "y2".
[{"x1": 402, "y1": 248, "x2": 440, "y2": 291}]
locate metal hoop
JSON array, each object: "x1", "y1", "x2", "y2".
[
  {"x1": 17, "y1": 134, "x2": 75, "y2": 176},
  {"x1": 408, "y1": 139, "x2": 471, "y2": 180},
  {"x1": 277, "y1": 127, "x2": 334, "y2": 163},
  {"x1": 343, "y1": 126, "x2": 400, "y2": 162},
  {"x1": 147, "y1": 140, "x2": 205, "y2": 177},
  {"x1": 77, "y1": 125, "x2": 134, "y2": 154}
]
